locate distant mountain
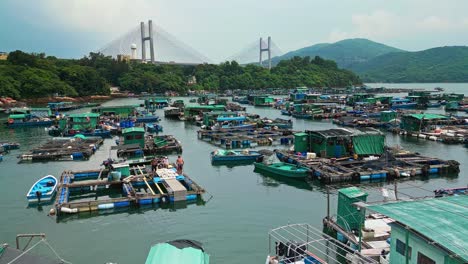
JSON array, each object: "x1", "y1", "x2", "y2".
[
  {"x1": 351, "y1": 46, "x2": 468, "y2": 82},
  {"x1": 270, "y1": 38, "x2": 404, "y2": 68}
]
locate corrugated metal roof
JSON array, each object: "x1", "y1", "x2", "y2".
[
  {"x1": 339, "y1": 187, "x2": 368, "y2": 198},
  {"x1": 122, "y1": 127, "x2": 145, "y2": 134},
  {"x1": 409, "y1": 114, "x2": 448, "y2": 120},
  {"x1": 367, "y1": 196, "x2": 468, "y2": 261},
  {"x1": 68, "y1": 113, "x2": 100, "y2": 118},
  {"x1": 306, "y1": 128, "x2": 383, "y2": 138}
]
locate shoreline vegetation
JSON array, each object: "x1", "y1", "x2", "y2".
[{"x1": 0, "y1": 50, "x2": 361, "y2": 101}]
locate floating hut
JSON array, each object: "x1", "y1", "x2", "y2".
[
  {"x1": 6, "y1": 108, "x2": 54, "y2": 128},
  {"x1": 296, "y1": 128, "x2": 385, "y2": 158},
  {"x1": 251, "y1": 95, "x2": 274, "y2": 106},
  {"x1": 183, "y1": 105, "x2": 226, "y2": 120},
  {"x1": 48, "y1": 113, "x2": 111, "y2": 138},
  {"x1": 116, "y1": 128, "x2": 182, "y2": 157},
  {"x1": 92, "y1": 105, "x2": 137, "y2": 118},
  {"x1": 143, "y1": 97, "x2": 170, "y2": 111},
  {"x1": 323, "y1": 187, "x2": 468, "y2": 263},
  {"x1": 164, "y1": 107, "x2": 183, "y2": 118}
]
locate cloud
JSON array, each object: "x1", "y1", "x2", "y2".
[
  {"x1": 327, "y1": 10, "x2": 468, "y2": 43},
  {"x1": 14, "y1": 0, "x2": 161, "y2": 35}
]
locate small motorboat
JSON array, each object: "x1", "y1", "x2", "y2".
[
  {"x1": 145, "y1": 240, "x2": 210, "y2": 264},
  {"x1": 254, "y1": 162, "x2": 310, "y2": 178},
  {"x1": 26, "y1": 175, "x2": 57, "y2": 203},
  {"x1": 145, "y1": 123, "x2": 163, "y2": 133},
  {"x1": 210, "y1": 149, "x2": 262, "y2": 163}
]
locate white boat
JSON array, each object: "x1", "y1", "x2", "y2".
[{"x1": 26, "y1": 175, "x2": 57, "y2": 203}]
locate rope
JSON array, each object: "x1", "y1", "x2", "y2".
[
  {"x1": 42, "y1": 239, "x2": 72, "y2": 264},
  {"x1": 7, "y1": 240, "x2": 43, "y2": 264},
  {"x1": 6, "y1": 239, "x2": 72, "y2": 264}
]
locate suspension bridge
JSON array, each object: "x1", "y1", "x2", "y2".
[{"x1": 98, "y1": 20, "x2": 284, "y2": 67}]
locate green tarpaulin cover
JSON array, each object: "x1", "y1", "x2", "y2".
[
  {"x1": 352, "y1": 134, "x2": 384, "y2": 155},
  {"x1": 145, "y1": 243, "x2": 210, "y2": 264}
]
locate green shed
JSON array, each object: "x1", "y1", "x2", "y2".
[
  {"x1": 253, "y1": 96, "x2": 274, "y2": 106},
  {"x1": 351, "y1": 128, "x2": 385, "y2": 156},
  {"x1": 92, "y1": 105, "x2": 137, "y2": 117},
  {"x1": 337, "y1": 187, "x2": 368, "y2": 231},
  {"x1": 400, "y1": 113, "x2": 449, "y2": 132},
  {"x1": 67, "y1": 113, "x2": 100, "y2": 130},
  {"x1": 122, "y1": 127, "x2": 145, "y2": 148},
  {"x1": 294, "y1": 132, "x2": 308, "y2": 153},
  {"x1": 307, "y1": 128, "x2": 384, "y2": 158},
  {"x1": 380, "y1": 111, "x2": 398, "y2": 122}
]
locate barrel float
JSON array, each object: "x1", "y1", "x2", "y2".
[{"x1": 98, "y1": 203, "x2": 114, "y2": 210}]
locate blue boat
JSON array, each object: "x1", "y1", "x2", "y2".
[
  {"x1": 210, "y1": 149, "x2": 262, "y2": 163},
  {"x1": 0, "y1": 142, "x2": 20, "y2": 150},
  {"x1": 145, "y1": 123, "x2": 163, "y2": 133},
  {"x1": 135, "y1": 115, "x2": 160, "y2": 123},
  {"x1": 26, "y1": 175, "x2": 58, "y2": 203},
  {"x1": 211, "y1": 116, "x2": 255, "y2": 130},
  {"x1": 6, "y1": 113, "x2": 53, "y2": 128},
  {"x1": 391, "y1": 98, "x2": 417, "y2": 109},
  {"x1": 292, "y1": 113, "x2": 313, "y2": 119},
  {"x1": 281, "y1": 109, "x2": 292, "y2": 116},
  {"x1": 427, "y1": 101, "x2": 441, "y2": 108},
  {"x1": 48, "y1": 128, "x2": 112, "y2": 138}
]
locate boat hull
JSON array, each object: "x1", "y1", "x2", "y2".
[
  {"x1": 211, "y1": 151, "x2": 262, "y2": 163},
  {"x1": 254, "y1": 162, "x2": 309, "y2": 178},
  {"x1": 26, "y1": 175, "x2": 58, "y2": 203},
  {"x1": 7, "y1": 121, "x2": 53, "y2": 128},
  {"x1": 391, "y1": 103, "x2": 417, "y2": 109}
]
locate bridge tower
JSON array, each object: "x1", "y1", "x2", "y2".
[
  {"x1": 140, "y1": 20, "x2": 155, "y2": 63},
  {"x1": 259, "y1": 36, "x2": 272, "y2": 69}
]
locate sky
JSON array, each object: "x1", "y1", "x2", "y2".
[{"x1": 1, "y1": 0, "x2": 468, "y2": 62}]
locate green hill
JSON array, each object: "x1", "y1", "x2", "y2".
[
  {"x1": 351, "y1": 46, "x2": 468, "y2": 82},
  {"x1": 271, "y1": 38, "x2": 403, "y2": 68}
]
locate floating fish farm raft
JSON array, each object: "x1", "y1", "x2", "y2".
[
  {"x1": 54, "y1": 165, "x2": 206, "y2": 218},
  {"x1": 197, "y1": 128, "x2": 295, "y2": 149},
  {"x1": 389, "y1": 125, "x2": 468, "y2": 144},
  {"x1": 276, "y1": 148, "x2": 460, "y2": 183},
  {"x1": 18, "y1": 137, "x2": 104, "y2": 162}
]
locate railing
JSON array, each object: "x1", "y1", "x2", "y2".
[
  {"x1": 268, "y1": 223, "x2": 378, "y2": 264},
  {"x1": 16, "y1": 233, "x2": 46, "y2": 251}
]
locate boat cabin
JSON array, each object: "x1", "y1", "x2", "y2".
[
  {"x1": 144, "y1": 97, "x2": 170, "y2": 110},
  {"x1": 202, "y1": 111, "x2": 241, "y2": 127},
  {"x1": 183, "y1": 105, "x2": 226, "y2": 119},
  {"x1": 252, "y1": 96, "x2": 274, "y2": 106},
  {"x1": 122, "y1": 127, "x2": 145, "y2": 148},
  {"x1": 92, "y1": 105, "x2": 136, "y2": 117},
  {"x1": 61, "y1": 113, "x2": 100, "y2": 131}
]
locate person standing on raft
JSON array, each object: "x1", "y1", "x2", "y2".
[{"x1": 176, "y1": 155, "x2": 184, "y2": 174}]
